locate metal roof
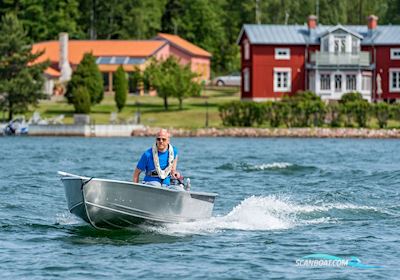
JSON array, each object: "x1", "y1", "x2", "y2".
[{"x1": 238, "y1": 24, "x2": 400, "y2": 45}]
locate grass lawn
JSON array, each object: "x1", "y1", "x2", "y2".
[{"x1": 30, "y1": 87, "x2": 240, "y2": 128}]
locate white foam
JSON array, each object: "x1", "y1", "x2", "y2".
[
  {"x1": 55, "y1": 211, "x2": 81, "y2": 225},
  {"x1": 143, "y1": 195, "x2": 380, "y2": 236},
  {"x1": 250, "y1": 162, "x2": 293, "y2": 170}
]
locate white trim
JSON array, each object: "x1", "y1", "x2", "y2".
[
  {"x1": 273, "y1": 68, "x2": 291, "y2": 92},
  {"x1": 390, "y1": 48, "x2": 400, "y2": 60},
  {"x1": 243, "y1": 68, "x2": 249, "y2": 92},
  {"x1": 244, "y1": 40, "x2": 250, "y2": 60},
  {"x1": 389, "y1": 68, "x2": 400, "y2": 92},
  {"x1": 275, "y1": 48, "x2": 290, "y2": 60},
  {"x1": 319, "y1": 72, "x2": 331, "y2": 91}
]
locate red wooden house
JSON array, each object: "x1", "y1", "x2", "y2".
[{"x1": 237, "y1": 15, "x2": 400, "y2": 102}]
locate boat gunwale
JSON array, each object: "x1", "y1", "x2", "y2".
[{"x1": 60, "y1": 176, "x2": 218, "y2": 197}]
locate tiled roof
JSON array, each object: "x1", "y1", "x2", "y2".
[
  {"x1": 239, "y1": 24, "x2": 400, "y2": 45},
  {"x1": 32, "y1": 40, "x2": 167, "y2": 65},
  {"x1": 156, "y1": 33, "x2": 212, "y2": 57}
]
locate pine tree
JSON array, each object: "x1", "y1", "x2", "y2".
[
  {"x1": 0, "y1": 13, "x2": 48, "y2": 121},
  {"x1": 66, "y1": 52, "x2": 104, "y2": 105},
  {"x1": 114, "y1": 65, "x2": 128, "y2": 112}
]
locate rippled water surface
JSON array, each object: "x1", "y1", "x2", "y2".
[{"x1": 0, "y1": 137, "x2": 399, "y2": 279}]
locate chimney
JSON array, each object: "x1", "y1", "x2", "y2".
[
  {"x1": 308, "y1": 15, "x2": 318, "y2": 29},
  {"x1": 59, "y1": 32, "x2": 72, "y2": 82},
  {"x1": 368, "y1": 15, "x2": 378, "y2": 30}
]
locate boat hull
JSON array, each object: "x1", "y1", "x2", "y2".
[{"x1": 61, "y1": 174, "x2": 217, "y2": 229}]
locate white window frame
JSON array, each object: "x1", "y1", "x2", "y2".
[
  {"x1": 361, "y1": 74, "x2": 371, "y2": 92},
  {"x1": 243, "y1": 68, "x2": 249, "y2": 92},
  {"x1": 244, "y1": 40, "x2": 250, "y2": 60},
  {"x1": 274, "y1": 68, "x2": 291, "y2": 92},
  {"x1": 334, "y1": 74, "x2": 342, "y2": 92},
  {"x1": 320, "y1": 73, "x2": 331, "y2": 91},
  {"x1": 346, "y1": 74, "x2": 357, "y2": 91},
  {"x1": 389, "y1": 68, "x2": 400, "y2": 92},
  {"x1": 390, "y1": 49, "x2": 400, "y2": 60},
  {"x1": 275, "y1": 48, "x2": 290, "y2": 60}
]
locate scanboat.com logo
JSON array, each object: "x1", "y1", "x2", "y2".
[{"x1": 296, "y1": 254, "x2": 382, "y2": 269}]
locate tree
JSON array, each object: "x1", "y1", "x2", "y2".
[
  {"x1": 73, "y1": 86, "x2": 91, "y2": 114},
  {"x1": 114, "y1": 65, "x2": 128, "y2": 112},
  {"x1": 173, "y1": 63, "x2": 201, "y2": 109},
  {"x1": 0, "y1": 13, "x2": 48, "y2": 121},
  {"x1": 66, "y1": 52, "x2": 104, "y2": 105}
]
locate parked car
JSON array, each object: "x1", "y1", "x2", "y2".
[{"x1": 213, "y1": 72, "x2": 241, "y2": 86}]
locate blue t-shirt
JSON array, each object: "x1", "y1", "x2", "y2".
[{"x1": 136, "y1": 146, "x2": 178, "y2": 185}]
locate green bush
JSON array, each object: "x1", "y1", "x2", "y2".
[
  {"x1": 374, "y1": 102, "x2": 390, "y2": 128},
  {"x1": 72, "y1": 86, "x2": 91, "y2": 114},
  {"x1": 114, "y1": 66, "x2": 128, "y2": 112}
]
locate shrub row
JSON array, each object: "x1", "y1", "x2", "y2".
[{"x1": 219, "y1": 91, "x2": 400, "y2": 128}]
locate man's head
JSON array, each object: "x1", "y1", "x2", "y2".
[{"x1": 155, "y1": 129, "x2": 170, "y2": 151}]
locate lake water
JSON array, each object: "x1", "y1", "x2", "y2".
[{"x1": 0, "y1": 137, "x2": 399, "y2": 279}]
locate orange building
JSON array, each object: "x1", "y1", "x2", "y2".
[{"x1": 32, "y1": 33, "x2": 212, "y2": 96}]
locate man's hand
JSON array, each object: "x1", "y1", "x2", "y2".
[{"x1": 171, "y1": 170, "x2": 181, "y2": 179}]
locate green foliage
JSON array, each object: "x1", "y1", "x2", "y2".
[
  {"x1": 374, "y1": 102, "x2": 390, "y2": 128},
  {"x1": 326, "y1": 102, "x2": 342, "y2": 127},
  {"x1": 66, "y1": 52, "x2": 104, "y2": 105},
  {"x1": 114, "y1": 66, "x2": 128, "y2": 112},
  {"x1": 0, "y1": 0, "x2": 395, "y2": 73},
  {"x1": 73, "y1": 87, "x2": 91, "y2": 114},
  {"x1": 129, "y1": 68, "x2": 142, "y2": 94},
  {"x1": 144, "y1": 57, "x2": 201, "y2": 110},
  {"x1": 173, "y1": 63, "x2": 201, "y2": 109},
  {"x1": 0, "y1": 13, "x2": 48, "y2": 121},
  {"x1": 282, "y1": 91, "x2": 326, "y2": 127},
  {"x1": 340, "y1": 92, "x2": 370, "y2": 127}
]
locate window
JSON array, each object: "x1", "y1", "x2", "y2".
[
  {"x1": 346, "y1": 74, "x2": 357, "y2": 91},
  {"x1": 334, "y1": 74, "x2": 342, "y2": 92},
  {"x1": 274, "y1": 68, "x2": 291, "y2": 92},
  {"x1": 361, "y1": 75, "x2": 371, "y2": 91},
  {"x1": 275, "y1": 48, "x2": 290, "y2": 60},
  {"x1": 334, "y1": 36, "x2": 346, "y2": 53},
  {"x1": 389, "y1": 69, "x2": 400, "y2": 92},
  {"x1": 320, "y1": 74, "x2": 331, "y2": 90},
  {"x1": 351, "y1": 37, "x2": 359, "y2": 54},
  {"x1": 390, "y1": 49, "x2": 400, "y2": 60},
  {"x1": 244, "y1": 40, "x2": 250, "y2": 60},
  {"x1": 243, "y1": 68, "x2": 250, "y2": 92}
]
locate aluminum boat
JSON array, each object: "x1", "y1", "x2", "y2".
[{"x1": 58, "y1": 171, "x2": 217, "y2": 229}]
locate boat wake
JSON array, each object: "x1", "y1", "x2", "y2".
[{"x1": 142, "y1": 195, "x2": 381, "y2": 236}]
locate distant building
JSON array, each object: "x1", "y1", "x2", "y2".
[
  {"x1": 32, "y1": 33, "x2": 211, "y2": 96},
  {"x1": 237, "y1": 15, "x2": 400, "y2": 102}
]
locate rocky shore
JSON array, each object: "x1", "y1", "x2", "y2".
[{"x1": 132, "y1": 127, "x2": 400, "y2": 138}]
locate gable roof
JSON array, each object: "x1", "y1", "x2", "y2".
[
  {"x1": 238, "y1": 24, "x2": 400, "y2": 45},
  {"x1": 156, "y1": 33, "x2": 212, "y2": 57},
  {"x1": 320, "y1": 24, "x2": 363, "y2": 39},
  {"x1": 32, "y1": 40, "x2": 167, "y2": 65}
]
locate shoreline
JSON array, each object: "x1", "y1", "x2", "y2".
[{"x1": 132, "y1": 127, "x2": 400, "y2": 138}]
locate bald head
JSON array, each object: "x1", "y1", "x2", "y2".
[
  {"x1": 156, "y1": 129, "x2": 170, "y2": 139},
  {"x1": 155, "y1": 129, "x2": 170, "y2": 152}
]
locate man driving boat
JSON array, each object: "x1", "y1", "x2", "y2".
[{"x1": 133, "y1": 129, "x2": 180, "y2": 187}]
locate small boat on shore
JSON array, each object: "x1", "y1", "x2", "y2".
[{"x1": 58, "y1": 171, "x2": 217, "y2": 229}]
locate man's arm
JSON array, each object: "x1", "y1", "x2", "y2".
[
  {"x1": 133, "y1": 168, "x2": 142, "y2": 183},
  {"x1": 171, "y1": 156, "x2": 180, "y2": 178}
]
